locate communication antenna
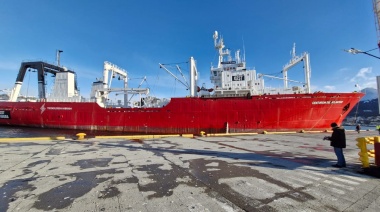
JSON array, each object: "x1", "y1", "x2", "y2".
[{"x1": 242, "y1": 35, "x2": 246, "y2": 62}]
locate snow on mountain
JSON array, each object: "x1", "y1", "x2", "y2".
[{"x1": 360, "y1": 88, "x2": 378, "y2": 101}]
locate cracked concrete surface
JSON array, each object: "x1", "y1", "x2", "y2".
[{"x1": 0, "y1": 131, "x2": 379, "y2": 211}]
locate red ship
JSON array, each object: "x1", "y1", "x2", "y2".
[{"x1": 0, "y1": 31, "x2": 364, "y2": 134}]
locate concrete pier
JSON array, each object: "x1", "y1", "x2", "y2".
[{"x1": 0, "y1": 131, "x2": 379, "y2": 211}]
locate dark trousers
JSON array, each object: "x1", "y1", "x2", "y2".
[{"x1": 334, "y1": 147, "x2": 346, "y2": 166}]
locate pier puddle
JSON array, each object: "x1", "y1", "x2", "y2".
[
  {"x1": 98, "y1": 186, "x2": 120, "y2": 199},
  {"x1": 33, "y1": 169, "x2": 123, "y2": 210},
  {"x1": 217, "y1": 142, "x2": 326, "y2": 166},
  {"x1": 134, "y1": 163, "x2": 198, "y2": 199},
  {"x1": 66, "y1": 148, "x2": 99, "y2": 154},
  {"x1": 13, "y1": 160, "x2": 51, "y2": 178},
  {"x1": 125, "y1": 156, "x2": 315, "y2": 211},
  {"x1": 26, "y1": 160, "x2": 51, "y2": 168},
  {"x1": 0, "y1": 178, "x2": 37, "y2": 212},
  {"x1": 71, "y1": 158, "x2": 113, "y2": 169},
  {"x1": 46, "y1": 148, "x2": 62, "y2": 155},
  {"x1": 188, "y1": 158, "x2": 315, "y2": 211}
]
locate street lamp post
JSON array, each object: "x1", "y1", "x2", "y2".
[
  {"x1": 345, "y1": 48, "x2": 380, "y2": 59},
  {"x1": 345, "y1": 47, "x2": 380, "y2": 115}
]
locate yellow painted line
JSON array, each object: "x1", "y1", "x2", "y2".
[
  {"x1": 0, "y1": 136, "x2": 66, "y2": 142},
  {"x1": 303, "y1": 130, "x2": 329, "y2": 133},
  {"x1": 207, "y1": 132, "x2": 259, "y2": 137},
  {"x1": 95, "y1": 134, "x2": 190, "y2": 140},
  {"x1": 181, "y1": 134, "x2": 194, "y2": 138},
  {"x1": 1, "y1": 130, "x2": 333, "y2": 142},
  {"x1": 264, "y1": 131, "x2": 298, "y2": 134},
  {"x1": 206, "y1": 130, "x2": 331, "y2": 137}
]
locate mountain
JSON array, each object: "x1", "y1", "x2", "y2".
[
  {"x1": 360, "y1": 88, "x2": 378, "y2": 101},
  {"x1": 347, "y1": 88, "x2": 379, "y2": 118}
]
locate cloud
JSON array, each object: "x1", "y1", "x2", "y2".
[
  {"x1": 323, "y1": 85, "x2": 335, "y2": 91},
  {"x1": 348, "y1": 67, "x2": 378, "y2": 89},
  {"x1": 349, "y1": 67, "x2": 372, "y2": 82},
  {"x1": 362, "y1": 76, "x2": 377, "y2": 89},
  {"x1": 338, "y1": 68, "x2": 349, "y2": 72},
  {"x1": 310, "y1": 85, "x2": 318, "y2": 92}
]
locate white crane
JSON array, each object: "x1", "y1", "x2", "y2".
[
  {"x1": 282, "y1": 43, "x2": 311, "y2": 93},
  {"x1": 103, "y1": 61, "x2": 128, "y2": 106},
  {"x1": 101, "y1": 61, "x2": 148, "y2": 107}
]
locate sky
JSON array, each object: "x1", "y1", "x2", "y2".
[{"x1": 0, "y1": 0, "x2": 379, "y2": 102}]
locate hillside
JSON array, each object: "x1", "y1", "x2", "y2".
[
  {"x1": 360, "y1": 88, "x2": 378, "y2": 101},
  {"x1": 349, "y1": 98, "x2": 379, "y2": 117},
  {"x1": 351, "y1": 88, "x2": 378, "y2": 116}
]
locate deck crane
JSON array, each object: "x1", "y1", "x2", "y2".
[
  {"x1": 159, "y1": 57, "x2": 198, "y2": 97},
  {"x1": 102, "y1": 61, "x2": 128, "y2": 106},
  {"x1": 97, "y1": 61, "x2": 149, "y2": 107},
  {"x1": 373, "y1": 0, "x2": 380, "y2": 49},
  {"x1": 282, "y1": 43, "x2": 311, "y2": 93}
]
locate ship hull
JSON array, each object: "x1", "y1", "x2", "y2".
[{"x1": 0, "y1": 92, "x2": 364, "y2": 134}]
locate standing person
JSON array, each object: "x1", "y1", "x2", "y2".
[
  {"x1": 325, "y1": 122, "x2": 346, "y2": 168},
  {"x1": 356, "y1": 124, "x2": 361, "y2": 133}
]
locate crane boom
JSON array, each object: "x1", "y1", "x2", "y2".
[
  {"x1": 373, "y1": 0, "x2": 380, "y2": 48},
  {"x1": 282, "y1": 43, "x2": 311, "y2": 93},
  {"x1": 103, "y1": 61, "x2": 128, "y2": 107}
]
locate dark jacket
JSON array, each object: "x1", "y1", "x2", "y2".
[{"x1": 329, "y1": 126, "x2": 346, "y2": 148}]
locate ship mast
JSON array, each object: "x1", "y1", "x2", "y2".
[{"x1": 213, "y1": 31, "x2": 230, "y2": 67}]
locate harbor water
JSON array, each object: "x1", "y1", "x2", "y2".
[{"x1": 343, "y1": 125, "x2": 377, "y2": 131}]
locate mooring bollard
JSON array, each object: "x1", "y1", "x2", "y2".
[
  {"x1": 76, "y1": 133, "x2": 86, "y2": 140},
  {"x1": 356, "y1": 136, "x2": 380, "y2": 168}
]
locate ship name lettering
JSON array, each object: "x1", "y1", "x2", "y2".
[
  {"x1": 312, "y1": 101, "x2": 343, "y2": 105},
  {"x1": 46, "y1": 107, "x2": 72, "y2": 110},
  {"x1": 0, "y1": 110, "x2": 10, "y2": 119}
]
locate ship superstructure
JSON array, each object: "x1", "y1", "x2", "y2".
[{"x1": 210, "y1": 31, "x2": 311, "y2": 97}]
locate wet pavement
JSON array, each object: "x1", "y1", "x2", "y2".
[{"x1": 0, "y1": 131, "x2": 380, "y2": 212}]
